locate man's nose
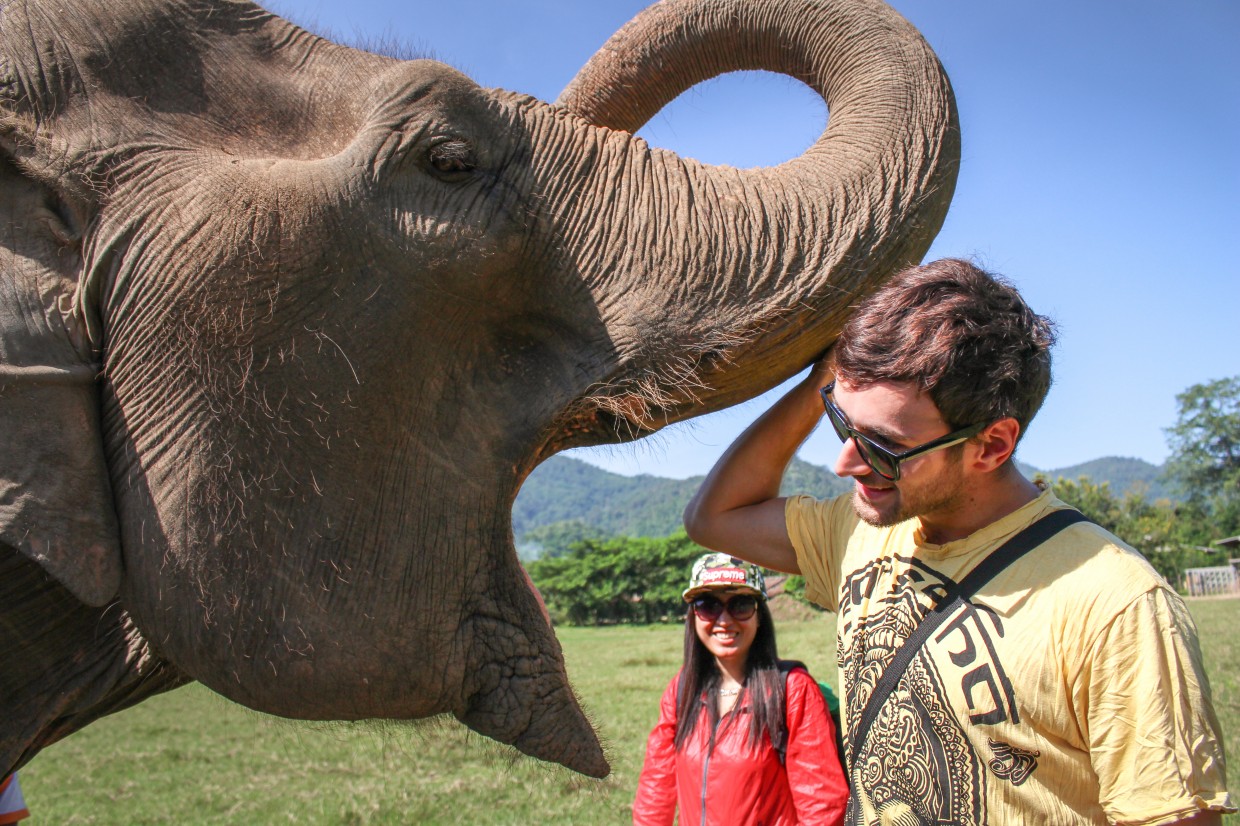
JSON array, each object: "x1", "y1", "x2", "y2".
[{"x1": 833, "y1": 437, "x2": 870, "y2": 478}]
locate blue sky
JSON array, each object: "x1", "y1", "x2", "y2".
[{"x1": 277, "y1": 0, "x2": 1240, "y2": 478}]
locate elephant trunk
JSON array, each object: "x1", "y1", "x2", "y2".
[{"x1": 547, "y1": 0, "x2": 958, "y2": 453}]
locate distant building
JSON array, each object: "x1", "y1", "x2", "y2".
[
  {"x1": 1212, "y1": 535, "x2": 1240, "y2": 554},
  {"x1": 1184, "y1": 537, "x2": 1240, "y2": 597},
  {"x1": 1211, "y1": 535, "x2": 1240, "y2": 576}
]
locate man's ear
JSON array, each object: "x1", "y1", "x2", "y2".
[
  {"x1": 0, "y1": 155, "x2": 123, "y2": 607},
  {"x1": 970, "y1": 417, "x2": 1022, "y2": 474}
]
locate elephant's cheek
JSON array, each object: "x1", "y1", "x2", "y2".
[{"x1": 128, "y1": 577, "x2": 461, "y2": 720}]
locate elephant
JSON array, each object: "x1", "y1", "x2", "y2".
[{"x1": 0, "y1": 0, "x2": 957, "y2": 780}]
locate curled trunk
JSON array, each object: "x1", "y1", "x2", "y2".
[{"x1": 546, "y1": 0, "x2": 958, "y2": 455}]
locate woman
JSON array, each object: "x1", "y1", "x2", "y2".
[{"x1": 633, "y1": 553, "x2": 848, "y2": 826}]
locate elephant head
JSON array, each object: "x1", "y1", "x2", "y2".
[{"x1": 0, "y1": 0, "x2": 956, "y2": 777}]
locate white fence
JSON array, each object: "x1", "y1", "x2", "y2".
[{"x1": 1183, "y1": 565, "x2": 1239, "y2": 598}]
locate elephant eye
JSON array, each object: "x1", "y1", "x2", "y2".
[{"x1": 427, "y1": 139, "x2": 475, "y2": 178}]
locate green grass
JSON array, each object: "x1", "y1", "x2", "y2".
[
  {"x1": 21, "y1": 602, "x2": 1237, "y2": 824},
  {"x1": 1193, "y1": 600, "x2": 1240, "y2": 825}
]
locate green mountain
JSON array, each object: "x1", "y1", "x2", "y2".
[
  {"x1": 512, "y1": 454, "x2": 849, "y2": 553},
  {"x1": 1023, "y1": 456, "x2": 1175, "y2": 501},
  {"x1": 514, "y1": 453, "x2": 1172, "y2": 552}
]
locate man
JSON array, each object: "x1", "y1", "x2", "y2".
[{"x1": 684, "y1": 259, "x2": 1232, "y2": 824}]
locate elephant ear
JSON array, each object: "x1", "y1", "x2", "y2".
[
  {"x1": 0, "y1": 0, "x2": 381, "y2": 608},
  {"x1": 0, "y1": 152, "x2": 122, "y2": 607}
]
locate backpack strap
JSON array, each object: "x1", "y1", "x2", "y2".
[
  {"x1": 773, "y1": 660, "x2": 805, "y2": 764},
  {"x1": 775, "y1": 659, "x2": 848, "y2": 776},
  {"x1": 846, "y1": 508, "x2": 1091, "y2": 770}
]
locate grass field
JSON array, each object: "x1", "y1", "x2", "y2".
[{"x1": 21, "y1": 600, "x2": 1238, "y2": 824}]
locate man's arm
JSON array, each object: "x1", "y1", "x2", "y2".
[
  {"x1": 683, "y1": 359, "x2": 832, "y2": 573},
  {"x1": 1082, "y1": 589, "x2": 1234, "y2": 825}
]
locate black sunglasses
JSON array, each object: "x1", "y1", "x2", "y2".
[
  {"x1": 692, "y1": 593, "x2": 759, "y2": 622},
  {"x1": 820, "y1": 381, "x2": 986, "y2": 481}
]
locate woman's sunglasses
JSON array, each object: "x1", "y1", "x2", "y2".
[
  {"x1": 819, "y1": 381, "x2": 986, "y2": 481},
  {"x1": 692, "y1": 593, "x2": 759, "y2": 622}
]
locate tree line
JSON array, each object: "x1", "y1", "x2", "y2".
[
  {"x1": 526, "y1": 376, "x2": 1240, "y2": 625},
  {"x1": 527, "y1": 532, "x2": 705, "y2": 625}
]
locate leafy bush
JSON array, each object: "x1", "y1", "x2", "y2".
[
  {"x1": 526, "y1": 532, "x2": 706, "y2": 625},
  {"x1": 781, "y1": 574, "x2": 823, "y2": 610}
]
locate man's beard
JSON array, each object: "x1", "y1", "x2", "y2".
[{"x1": 850, "y1": 461, "x2": 966, "y2": 529}]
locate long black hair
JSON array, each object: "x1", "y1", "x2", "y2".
[{"x1": 673, "y1": 598, "x2": 786, "y2": 753}]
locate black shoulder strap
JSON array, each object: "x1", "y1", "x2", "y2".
[
  {"x1": 773, "y1": 660, "x2": 805, "y2": 763},
  {"x1": 846, "y1": 508, "x2": 1090, "y2": 770},
  {"x1": 778, "y1": 659, "x2": 807, "y2": 675},
  {"x1": 775, "y1": 659, "x2": 848, "y2": 775}
]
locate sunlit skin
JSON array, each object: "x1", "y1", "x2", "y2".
[
  {"x1": 693, "y1": 589, "x2": 759, "y2": 698},
  {"x1": 830, "y1": 378, "x2": 1034, "y2": 545},
  {"x1": 830, "y1": 379, "x2": 969, "y2": 529}
]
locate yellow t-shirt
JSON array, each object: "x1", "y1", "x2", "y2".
[{"x1": 787, "y1": 487, "x2": 1233, "y2": 825}]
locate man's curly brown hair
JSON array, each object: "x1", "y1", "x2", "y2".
[{"x1": 833, "y1": 258, "x2": 1057, "y2": 436}]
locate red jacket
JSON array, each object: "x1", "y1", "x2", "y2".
[{"x1": 633, "y1": 667, "x2": 848, "y2": 826}]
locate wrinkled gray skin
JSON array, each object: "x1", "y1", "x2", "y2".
[{"x1": 0, "y1": 0, "x2": 956, "y2": 778}]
